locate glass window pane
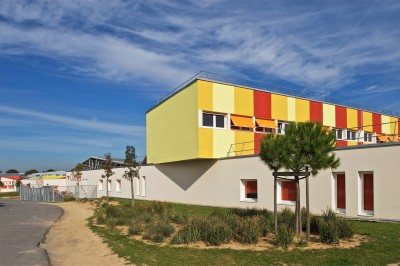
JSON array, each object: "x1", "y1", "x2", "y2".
[
  {"x1": 202, "y1": 113, "x2": 213, "y2": 127},
  {"x1": 215, "y1": 115, "x2": 225, "y2": 128}
]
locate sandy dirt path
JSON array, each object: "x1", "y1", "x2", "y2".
[{"x1": 41, "y1": 202, "x2": 132, "y2": 266}]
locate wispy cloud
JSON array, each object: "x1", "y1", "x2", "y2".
[{"x1": 0, "y1": 105, "x2": 144, "y2": 136}]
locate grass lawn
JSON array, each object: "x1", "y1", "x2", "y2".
[
  {"x1": 89, "y1": 198, "x2": 400, "y2": 265},
  {"x1": 0, "y1": 191, "x2": 20, "y2": 198}
]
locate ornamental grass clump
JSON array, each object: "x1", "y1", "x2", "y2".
[
  {"x1": 170, "y1": 216, "x2": 205, "y2": 244},
  {"x1": 278, "y1": 207, "x2": 296, "y2": 231},
  {"x1": 275, "y1": 223, "x2": 294, "y2": 248},
  {"x1": 319, "y1": 219, "x2": 339, "y2": 244},
  {"x1": 257, "y1": 215, "x2": 272, "y2": 237},
  {"x1": 143, "y1": 219, "x2": 175, "y2": 243},
  {"x1": 235, "y1": 216, "x2": 261, "y2": 244},
  {"x1": 231, "y1": 207, "x2": 271, "y2": 217},
  {"x1": 202, "y1": 216, "x2": 233, "y2": 246},
  {"x1": 318, "y1": 208, "x2": 355, "y2": 244}
]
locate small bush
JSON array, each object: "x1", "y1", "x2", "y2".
[
  {"x1": 258, "y1": 215, "x2": 272, "y2": 237},
  {"x1": 128, "y1": 223, "x2": 142, "y2": 235},
  {"x1": 202, "y1": 216, "x2": 232, "y2": 246},
  {"x1": 319, "y1": 219, "x2": 339, "y2": 244},
  {"x1": 337, "y1": 218, "x2": 355, "y2": 239},
  {"x1": 235, "y1": 217, "x2": 261, "y2": 244},
  {"x1": 106, "y1": 218, "x2": 116, "y2": 229},
  {"x1": 63, "y1": 194, "x2": 76, "y2": 202},
  {"x1": 169, "y1": 211, "x2": 187, "y2": 224},
  {"x1": 275, "y1": 224, "x2": 294, "y2": 248},
  {"x1": 310, "y1": 215, "x2": 321, "y2": 234},
  {"x1": 296, "y1": 238, "x2": 308, "y2": 247},
  {"x1": 278, "y1": 207, "x2": 295, "y2": 230},
  {"x1": 231, "y1": 207, "x2": 271, "y2": 217},
  {"x1": 143, "y1": 219, "x2": 175, "y2": 243},
  {"x1": 170, "y1": 217, "x2": 204, "y2": 244},
  {"x1": 96, "y1": 214, "x2": 107, "y2": 225}
]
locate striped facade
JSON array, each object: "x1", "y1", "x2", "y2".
[{"x1": 147, "y1": 79, "x2": 400, "y2": 164}]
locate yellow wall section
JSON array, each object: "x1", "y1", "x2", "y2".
[
  {"x1": 213, "y1": 83, "x2": 234, "y2": 113},
  {"x1": 362, "y1": 112, "x2": 373, "y2": 132},
  {"x1": 213, "y1": 130, "x2": 235, "y2": 158},
  {"x1": 381, "y1": 115, "x2": 391, "y2": 134},
  {"x1": 323, "y1": 104, "x2": 336, "y2": 127},
  {"x1": 390, "y1": 117, "x2": 397, "y2": 134},
  {"x1": 234, "y1": 87, "x2": 254, "y2": 116},
  {"x1": 198, "y1": 128, "x2": 213, "y2": 158},
  {"x1": 347, "y1": 108, "x2": 358, "y2": 129},
  {"x1": 295, "y1": 98, "x2": 310, "y2": 122},
  {"x1": 271, "y1": 94, "x2": 288, "y2": 121},
  {"x1": 198, "y1": 80, "x2": 213, "y2": 111},
  {"x1": 287, "y1": 97, "x2": 296, "y2": 121},
  {"x1": 347, "y1": 141, "x2": 358, "y2": 146},
  {"x1": 147, "y1": 82, "x2": 199, "y2": 164},
  {"x1": 234, "y1": 131, "x2": 254, "y2": 156}
]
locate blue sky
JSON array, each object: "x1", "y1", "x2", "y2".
[{"x1": 0, "y1": 0, "x2": 399, "y2": 172}]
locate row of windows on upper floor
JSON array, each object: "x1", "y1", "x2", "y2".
[{"x1": 201, "y1": 111, "x2": 395, "y2": 143}]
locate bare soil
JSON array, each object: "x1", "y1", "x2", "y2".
[{"x1": 41, "y1": 201, "x2": 132, "y2": 266}]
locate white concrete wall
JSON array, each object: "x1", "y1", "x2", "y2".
[{"x1": 80, "y1": 144, "x2": 400, "y2": 220}]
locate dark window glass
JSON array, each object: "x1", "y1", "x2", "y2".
[
  {"x1": 215, "y1": 115, "x2": 225, "y2": 128},
  {"x1": 202, "y1": 113, "x2": 213, "y2": 127},
  {"x1": 336, "y1": 130, "x2": 343, "y2": 140}
]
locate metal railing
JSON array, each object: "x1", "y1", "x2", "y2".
[
  {"x1": 20, "y1": 185, "x2": 97, "y2": 202},
  {"x1": 157, "y1": 71, "x2": 400, "y2": 117}
]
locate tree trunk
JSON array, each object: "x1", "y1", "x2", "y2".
[
  {"x1": 274, "y1": 174, "x2": 278, "y2": 236},
  {"x1": 106, "y1": 177, "x2": 109, "y2": 203},
  {"x1": 306, "y1": 174, "x2": 310, "y2": 240},
  {"x1": 295, "y1": 176, "x2": 301, "y2": 235},
  {"x1": 131, "y1": 177, "x2": 135, "y2": 208}
]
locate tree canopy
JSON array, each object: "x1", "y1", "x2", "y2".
[
  {"x1": 6, "y1": 169, "x2": 19, "y2": 174},
  {"x1": 102, "y1": 152, "x2": 115, "y2": 203},
  {"x1": 123, "y1": 146, "x2": 140, "y2": 206},
  {"x1": 45, "y1": 169, "x2": 56, "y2": 172},
  {"x1": 25, "y1": 169, "x2": 39, "y2": 176}
]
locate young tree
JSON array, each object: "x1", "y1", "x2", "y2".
[
  {"x1": 25, "y1": 169, "x2": 39, "y2": 176},
  {"x1": 6, "y1": 169, "x2": 19, "y2": 174},
  {"x1": 123, "y1": 146, "x2": 140, "y2": 207},
  {"x1": 72, "y1": 163, "x2": 83, "y2": 198},
  {"x1": 102, "y1": 153, "x2": 115, "y2": 204},
  {"x1": 260, "y1": 121, "x2": 340, "y2": 239}
]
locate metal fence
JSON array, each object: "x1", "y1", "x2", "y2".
[{"x1": 20, "y1": 185, "x2": 97, "y2": 202}]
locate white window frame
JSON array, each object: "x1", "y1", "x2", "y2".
[
  {"x1": 116, "y1": 179, "x2": 121, "y2": 192},
  {"x1": 358, "y1": 172, "x2": 374, "y2": 216},
  {"x1": 199, "y1": 111, "x2": 227, "y2": 129},
  {"x1": 363, "y1": 132, "x2": 374, "y2": 143},
  {"x1": 332, "y1": 173, "x2": 346, "y2": 214},
  {"x1": 141, "y1": 176, "x2": 146, "y2": 197},
  {"x1": 346, "y1": 130, "x2": 357, "y2": 141},
  {"x1": 99, "y1": 180, "x2": 103, "y2": 191},
  {"x1": 332, "y1": 128, "x2": 344, "y2": 140},
  {"x1": 277, "y1": 122, "x2": 290, "y2": 135},
  {"x1": 277, "y1": 180, "x2": 296, "y2": 206},
  {"x1": 240, "y1": 179, "x2": 258, "y2": 203}
]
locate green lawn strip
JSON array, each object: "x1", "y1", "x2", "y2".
[
  {"x1": 91, "y1": 199, "x2": 400, "y2": 265},
  {"x1": 0, "y1": 191, "x2": 20, "y2": 198}
]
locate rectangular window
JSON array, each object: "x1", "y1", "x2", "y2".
[
  {"x1": 281, "y1": 181, "x2": 297, "y2": 202},
  {"x1": 347, "y1": 130, "x2": 357, "y2": 141},
  {"x1": 336, "y1": 174, "x2": 346, "y2": 211},
  {"x1": 231, "y1": 115, "x2": 254, "y2": 131},
  {"x1": 240, "y1": 180, "x2": 257, "y2": 202},
  {"x1": 364, "y1": 132, "x2": 373, "y2": 142},
  {"x1": 141, "y1": 176, "x2": 146, "y2": 196},
  {"x1": 255, "y1": 118, "x2": 277, "y2": 133},
  {"x1": 363, "y1": 173, "x2": 374, "y2": 212},
  {"x1": 116, "y1": 179, "x2": 121, "y2": 192},
  {"x1": 99, "y1": 180, "x2": 103, "y2": 191},
  {"x1": 202, "y1": 112, "x2": 226, "y2": 129},
  {"x1": 277, "y1": 122, "x2": 290, "y2": 134},
  {"x1": 333, "y1": 128, "x2": 343, "y2": 140}
]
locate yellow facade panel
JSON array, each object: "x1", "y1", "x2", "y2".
[
  {"x1": 198, "y1": 128, "x2": 213, "y2": 158},
  {"x1": 147, "y1": 82, "x2": 199, "y2": 164},
  {"x1": 346, "y1": 141, "x2": 358, "y2": 146},
  {"x1": 198, "y1": 80, "x2": 213, "y2": 111},
  {"x1": 213, "y1": 130, "x2": 235, "y2": 158},
  {"x1": 362, "y1": 112, "x2": 373, "y2": 132},
  {"x1": 381, "y1": 115, "x2": 391, "y2": 134},
  {"x1": 213, "y1": 83, "x2": 234, "y2": 113},
  {"x1": 234, "y1": 131, "x2": 254, "y2": 156},
  {"x1": 287, "y1": 97, "x2": 296, "y2": 121},
  {"x1": 295, "y1": 98, "x2": 310, "y2": 122},
  {"x1": 347, "y1": 108, "x2": 358, "y2": 129},
  {"x1": 271, "y1": 94, "x2": 288, "y2": 121},
  {"x1": 390, "y1": 117, "x2": 397, "y2": 135},
  {"x1": 323, "y1": 104, "x2": 336, "y2": 127},
  {"x1": 234, "y1": 87, "x2": 254, "y2": 116}
]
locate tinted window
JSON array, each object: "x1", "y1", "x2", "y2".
[
  {"x1": 202, "y1": 113, "x2": 213, "y2": 127},
  {"x1": 215, "y1": 115, "x2": 225, "y2": 128}
]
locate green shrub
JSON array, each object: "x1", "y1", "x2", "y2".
[
  {"x1": 213, "y1": 212, "x2": 240, "y2": 233},
  {"x1": 310, "y1": 215, "x2": 321, "y2": 234},
  {"x1": 275, "y1": 224, "x2": 294, "y2": 248},
  {"x1": 278, "y1": 207, "x2": 295, "y2": 230},
  {"x1": 96, "y1": 214, "x2": 107, "y2": 225},
  {"x1": 235, "y1": 217, "x2": 261, "y2": 244},
  {"x1": 337, "y1": 218, "x2": 355, "y2": 239},
  {"x1": 63, "y1": 194, "x2": 76, "y2": 202},
  {"x1": 169, "y1": 211, "x2": 187, "y2": 224},
  {"x1": 170, "y1": 217, "x2": 204, "y2": 244},
  {"x1": 106, "y1": 218, "x2": 116, "y2": 229},
  {"x1": 128, "y1": 223, "x2": 143, "y2": 235},
  {"x1": 231, "y1": 207, "x2": 271, "y2": 217},
  {"x1": 258, "y1": 215, "x2": 272, "y2": 237},
  {"x1": 143, "y1": 219, "x2": 175, "y2": 243},
  {"x1": 319, "y1": 219, "x2": 339, "y2": 244},
  {"x1": 202, "y1": 216, "x2": 232, "y2": 246},
  {"x1": 296, "y1": 238, "x2": 308, "y2": 247}
]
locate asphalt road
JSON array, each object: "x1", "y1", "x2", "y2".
[{"x1": 0, "y1": 199, "x2": 63, "y2": 266}]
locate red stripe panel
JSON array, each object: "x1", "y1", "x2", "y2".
[
  {"x1": 363, "y1": 174, "x2": 374, "y2": 211},
  {"x1": 254, "y1": 91, "x2": 271, "y2": 119},
  {"x1": 310, "y1": 101, "x2": 323, "y2": 123},
  {"x1": 336, "y1": 140, "x2": 347, "y2": 147},
  {"x1": 254, "y1": 133, "x2": 264, "y2": 155},
  {"x1": 336, "y1": 174, "x2": 346, "y2": 209},
  {"x1": 282, "y1": 181, "x2": 297, "y2": 201},
  {"x1": 246, "y1": 181, "x2": 257, "y2": 194},
  {"x1": 372, "y1": 113, "x2": 381, "y2": 134},
  {"x1": 335, "y1": 106, "x2": 347, "y2": 128}
]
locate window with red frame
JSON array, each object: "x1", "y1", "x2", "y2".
[
  {"x1": 244, "y1": 180, "x2": 257, "y2": 199},
  {"x1": 281, "y1": 181, "x2": 297, "y2": 201}
]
